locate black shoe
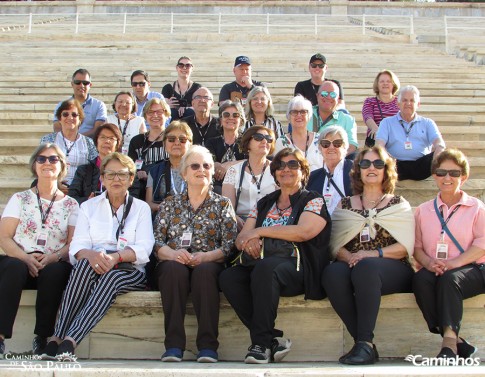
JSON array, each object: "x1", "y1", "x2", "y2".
[
  {"x1": 373, "y1": 343, "x2": 379, "y2": 361},
  {"x1": 457, "y1": 338, "x2": 477, "y2": 359},
  {"x1": 341, "y1": 341, "x2": 376, "y2": 365},
  {"x1": 32, "y1": 336, "x2": 47, "y2": 355},
  {"x1": 56, "y1": 340, "x2": 76, "y2": 362},
  {"x1": 0, "y1": 339, "x2": 5, "y2": 359},
  {"x1": 245, "y1": 344, "x2": 270, "y2": 364},
  {"x1": 40, "y1": 341, "x2": 58, "y2": 360},
  {"x1": 437, "y1": 347, "x2": 457, "y2": 360}
]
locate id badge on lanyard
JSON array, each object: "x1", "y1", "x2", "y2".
[{"x1": 360, "y1": 224, "x2": 370, "y2": 243}]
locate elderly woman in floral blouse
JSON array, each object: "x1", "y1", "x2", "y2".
[{"x1": 153, "y1": 145, "x2": 237, "y2": 363}]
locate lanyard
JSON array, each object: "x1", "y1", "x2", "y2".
[
  {"x1": 438, "y1": 203, "x2": 461, "y2": 239},
  {"x1": 170, "y1": 169, "x2": 185, "y2": 195},
  {"x1": 140, "y1": 131, "x2": 163, "y2": 159},
  {"x1": 35, "y1": 186, "x2": 57, "y2": 229},
  {"x1": 398, "y1": 120, "x2": 416, "y2": 139},
  {"x1": 117, "y1": 116, "x2": 130, "y2": 138},
  {"x1": 433, "y1": 198, "x2": 464, "y2": 253},
  {"x1": 289, "y1": 131, "x2": 310, "y2": 157},
  {"x1": 186, "y1": 194, "x2": 208, "y2": 230},
  {"x1": 194, "y1": 116, "x2": 212, "y2": 146},
  {"x1": 60, "y1": 131, "x2": 78, "y2": 157},
  {"x1": 247, "y1": 161, "x2": 268, "y2": 195},
  {"x1": 107, "y1": 193, "x2": 131, "y2": 239}
]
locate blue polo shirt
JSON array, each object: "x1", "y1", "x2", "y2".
[
  {"x1": 134, "y1": 91, "x2": 164, "y2": 117},
  {"x1": 307, "y1": 106, "x2": 358, "y2": 148},
  {"x1": 53, "y1": 95, "x2": 107, "y2": 135},
  {"x1": 376, "y1": 112, "x2": 441, "y2": 161}
]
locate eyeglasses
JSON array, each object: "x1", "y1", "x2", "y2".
[
  {"x1": 99, "y1": 136, "x2": 118, "y2": 143},
  {"x1": 435, "y1": 169, "x2": 462, "y2": 177},
  {"x1": 222, "y1": 112, "x2": 240, "y2": 119},
  {"x1": 73, "y1": 80, "x2": 91, "y2": 86},
  {"x1": 252, "y1": 133, "x2": 273, "y2": 143},
  {"x1": 319, "y1": 139, "x2": 344, "y2": 148},
  {"x1": 310, "y1": 63, "x2": 325, "y2": 69},
  {"x1": 276, "y1": 160, "x2": 300, "y2": 171},
  {"x1": 103, "y1": 170, "x2": 131, "y2": 181},
  {"x1": 359, "y1": 159, "x2": 386, "y2": 170},
  {"x1": 193, "y1": 95, "x2": 213, "y2": 101},
  {"x1": 61, "y1": 111, "x2": 79, "y2": 118},
  {"x1": 146, "y1": 110, "x2": 166, "y2": 117},
  {"x1": 166, "y1": 136, "x2": 189, "y2": 143},
  {"x1": 177, "y1": 63, "x2": 193, "y2": 69},
  {"x1": 320, "y1": 91, "x2": 338, "y2": 99},
  {"x1": 116, "y1": 100, "x2": 133, "y2": 106},
  {"x1": 36, "y1": 155, "x2": 60, "y2": 164},
  {"x1": 189, "y1": 163, "x2": 212, "y2": 171},
  {"x1": 131, "y1": 81, "x2": 146, "y2": 87},
  {"x1": 289, "y1": 109, "x2": 308, "y2": 116}
]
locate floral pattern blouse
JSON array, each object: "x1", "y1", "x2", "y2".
[
  {"x1": 153, "y1": 190, "x2": 237, "y2": 257},
  {"x1": 2, "y1": 189, "x2": 79, "y2": 255}
]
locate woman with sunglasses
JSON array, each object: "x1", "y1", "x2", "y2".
[
  {"x1": 162, "y1": 57, "x2": 201, "y2": 121},
  {"x1": 146, "y1": 121, "x2": 193, "y2": 213},
  {"x1": 275, "y1": 95, "x2": 322, "y2": 172},
  {"x1": 107, "y1": 91, "x2": 146, "y2": 155},
  {"x1": 40, "y1": 99, "x2": 98, "y2": 193},
  {"x1": 41, "y1": 152, "x2": 154, "y2": 360},
  {"x1": 307, "y1": 126, "x2": 353, "y2": 215},
  {"x1": 322, "y1": 145, "x2": 414, "y2": 365},
  {"x1": 153, "y1": 145, "x2": 237, "y2": 363},
  {"x1": 413, "y1": 148, "x2": 485, "y2": 360},
  {"x1": 222, "y1": 125, "x2": 278, "y2": 231},
  {"x1": 205, "y1": 100, "x2": 247, "y2": 194},
  {"x1": 362, "y1": 70, "x2": 400, "y2": 147},
  {"x1": 0, "y1": 144, "x2": 79, "y2": 357},
  {"x1": 220, "y1": 148, "x2": 331, "y2": 364},
  {"x1": 243, "y1": 86, "x2": 284, "y2": 139}
]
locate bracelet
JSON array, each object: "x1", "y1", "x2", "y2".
[
  {"x1": 117, "y1": 252, "x2": 123, "y2": 263},
  {"x1": 377, "y1": 247, "x2": 383, "y2": 258},
  {"x1": 55, "y1": 251, "x2": 62, "y2": 262}
]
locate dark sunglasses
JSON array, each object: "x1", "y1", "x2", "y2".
[
  {"x1": 177, "y1": 63, "x2": 193, "y2": 69},
  {"x1": 166, "y1": 136, "x2": 189, "y2": 143},
  {"x1": 252, "y1": 133, "x2": 273, "y2": 143},
  {"x1": 222, "y1": 112, "x2": 240, "y2": 119},
  {"x1": 276, "y1": 160, "x2": 300, "y2": 171},
  {"x1": 310, "y1": 63, "x2": 325, "y2": 69},
  {"x1": 435, "y1": 169, "x2": 462, "y2": 178},
  {"x1": 72, "y1": 80, "x2": 91, "y2": 86},
  {"x1": 189, "y1": 163, "x2": 212, "y2": 171},
  {"x1": 320, "y1": 91, "x2": 338, "y2": 99},
  {"x1": 131, "y1": 81, "x2": 146, "y2": 87},
  {"x1": 61, "y1": 111, "x2": 79, "y2": 118},
  {"x1": 359, "y1": 159, "x2": 386, "y2": 170},
  {"x1": 36, "y1": 155, "x2": 60, "y2": 164},
  {"x1": 320, "y1": 139, "x2": 343, "y2": 148}
]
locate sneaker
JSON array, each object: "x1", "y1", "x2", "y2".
[
  {"x1": 161, "y1": 348, "x2": 183, "y2": 362},
  {"x1": 271, "y1": 337, "x2": 292, "y2": 362},
  {"x1": 0, "y1": 339, "x2": 5, "y2": 359},
  {"x1": 32, "y1": 336, "x2": 47, "y2": 355},
  {"x1": 197, "y1": 349, "x2": 218, "y2": 363},
  {"x1": 55, "y1": 340, "x2": 76, "y2": 362},
  {"x1": 457, "y1": 338, "x2": 477, "y2": 359},
  {"x1": 40, "y1": 341, "x2": 58, "y2": 361},
  {"x1": 245, "y1": 344, "x2": 271, "y2": 364}
]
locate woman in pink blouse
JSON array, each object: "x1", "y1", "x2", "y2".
[
  {"x1": 361, "y1": 70, "x2": 400, "y2": 147},
  {"x1": 413, "y1": 148, "x2": 485, "y2": 360}
]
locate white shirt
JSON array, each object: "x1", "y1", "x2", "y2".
[
  {"x1": 322, "y1": 159, "x2": 345, "y2": 215},
  {"x1": 107, "y1": 114, "x2": 145, "y2": 154}
]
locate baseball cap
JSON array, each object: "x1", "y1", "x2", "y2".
[
  {"x1": 234, "y1": 56, "x2": 251, "y2": 67},
  {"x1": 309, "y1": 53, "x2": 326, "y2": 64}
]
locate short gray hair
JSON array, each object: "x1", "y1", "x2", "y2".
[
  {"x1": 180, "y1": 145, "x2": 215, "y2": 176},
  {"x1": 318, "y1": 125, "x2": 349, "y2": 153},
  {"x1": 286, "y1": 95, "x2": 313, "y2": 120},
  {"x1": 398, "y1": 85, "x2": 420, "y2": 103}
]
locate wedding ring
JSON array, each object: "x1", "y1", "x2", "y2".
[{"x1": 94, "y1": 264, "x2": 99, "y2": 269}]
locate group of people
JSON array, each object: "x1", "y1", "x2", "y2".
[{"x1": 0, "y1": 53, "x2": 483, "y2": 367}]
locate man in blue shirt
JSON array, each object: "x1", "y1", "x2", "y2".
[
  {"x1": 376, "y1": 85, "x2": 445, "y2": 180},
  {"x1": 53, "y1": 68, "x2": 107, "y2": 138},
  {"x1": 130, "y1": 70, "x2": 164, "y2": 118}
]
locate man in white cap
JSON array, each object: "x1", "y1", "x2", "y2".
[{"x1": 219, "y1": 56, "x2": 265, "y2": 105}]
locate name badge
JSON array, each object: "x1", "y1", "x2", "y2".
[
  {"x1": 360, "y1": 225, "x2": 370, "y2": 243},
  {"x1": 436, "y1": 242, "x2": 448, "y2": 260},
  {"x1": 181, "y1": 232, "x2": 192, "y2": 248},
  {"x1": 36, "y1": 230, "x2": 49, "y2": 248},
  {"x1": 135, "y1": 159, "x2": 144, "y2": 170},
  {"x1": 323, "y1": 193, "x2": 332, "y2": 207},
  {"x1": 404, "y1": 141, "x2": 413, "y2": 150},
  {"x1": 121, "y1": 145, "x2": 129, "y2": 155},
  {"x1": 117, "y1": 236, "x2": 128, "y2": 251}
]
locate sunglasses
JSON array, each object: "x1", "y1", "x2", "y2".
[
  {"x1": 189, "y1": 163, "x2": 212, "y2": 171},
  {"x1": 276, "y1": 160, "x2": 300, "y2": 171},
  {"x1": 131, "y1": 81, "x2": 146, "y2": 87},
  {"x1": 222, "y1": 112, "x2": 240, "y2": 119},
  {"x1": 177, "y1": 63, "x2": 193, "y2": 69},
  {"x1": 310, "y1": 63, "x2": 325, "y2": 69},
  {"x1": 320, "y1": 91, "x2": 338, "y2": 99},
  {"x1": 104, "y1": 171, "x2": 131, "y2": 181},
  {"x1": 61, "y1": 111, "x2": 79, "y2": 118},
  {"x1": 166, "y1": 136, "x2": 189, "y2": 143},
  {"x1": 252, "y1": 133, "x2": 273, "y2": 143},
  {"x1": 435, "y1": 169, "x2": 462, "y2": 178},
  {"x1": 359, "y1": 159, "x2": 386, "y2": 170},
  {"x1": 72, "y1": 80, "x2": 91, "y2": 86},
  {"x1": 320, "y1": 139, "x2": 343, "y2": 148},
  {"x1": 289, "y1": 109, "x2": 308, "y2": 116},
  {"x1": 36, "y1": 155, "x2": 60, "y2": 164}
]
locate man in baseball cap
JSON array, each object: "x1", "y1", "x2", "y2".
[{"x1": 219, "y1": 56, "x2": 265, "y2": 105}]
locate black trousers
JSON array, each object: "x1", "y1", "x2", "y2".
[
  {"x1": 157, "y1": 260, "x2": 224, "y2": 351},
  {"x1": 0, "y1": 255, "x2": 72, "y2": 339},
  {"x1": 396, "y1": 152, "x2": 434, "y2": 181},
  {"x1": 413, "y1": 264, "x2": 485, "y2": 335},
  {"x1": 322, "y1": 258, "x2": 413, "y2": 343},
  {"x1": 219, "y1": 257, "x2": 304, "y2": 348}
]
